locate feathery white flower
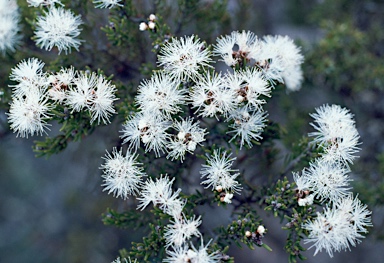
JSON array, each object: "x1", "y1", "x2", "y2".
[
  {"x1": 158, "y1": 35, "x2": 213, "y2": 81},
  {"x1": 190, "y1": 71, "x2": 237, "y2": 118},
  {"x1": 164, "y1": 239, "x2": 220, "y2": 263},
  {"x1": 34, "y1": 7, "x2": 83, "y2": 54},
  {"x1": 27, "y1": 0, "x2": 63, "y2": 7},
  {"x1": 225, "y1": 68, "x2": 271, "y2": 109},
  {"x1": 7, "y1": 87, "x2": 52, "y2": 138},
  {"x1": 249, "y1": 35, "x2": 304, "y2": 87},
  {"x1": 226, "y1": 107, "x2": 267, "y2": 149},
  {"x1": 66, "y1": 71, "x2": 97, "y2": 112},
  {"x1": 89, "y1": 75, "x2": 118, "y2": 124},
  {"x1": 164, "y1": 215, "x2": 202, "y2": 247},
  {"x1": 303, "y1": 160, "x2": 351, "y2": 202},
  {"x1": 214, "y1": 30, "x2": 259, "y2": 67},
  {"x1": 335, "y1": 194, "x2": 373, "y2": 234},
  {"x1": 0, "y1": 0, "x2": 21, "y2": 54},
  {"x1": 136, "y1": 72, "x2": 185, "y2": 117},
  {"x1": 120, "y1": 112, "x2": 171, "y2": 157},
  {"x1": 200, "y1": 149, "x2": 241, "y2": 194},
  {"x1": 303, "y1": 194, "x2": 372, "y2": 257},
  {"x1": 10, "y1": 58, "x2": 47, "y2": 97},
  {"x1": 137, "y1": 175, "x2": 182, "y2": 215},
  {"x1": 100, "y1": 147, "x2": 144, "y2": 199},
  {"x1": 93, "y1": 0, "x2": 123, "y2": 9},
  {"x1": 309, "y1": 104, "x2": 360, "y2": 164},
  {"x1": 167, "y1": 117, "x2": 207, "y2": 162}
]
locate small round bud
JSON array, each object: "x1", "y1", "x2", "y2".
[
  {"x1": 245, "y1": 231, "x2": 252, "y2": 237},
  {"x1": 257, "y1": 225, "x2": 265, "y2": 235},
  {"x1": 139, "y1": 22, "x2": 148, "y2": 31},
  {"x1": 149, "y1": 14, "x2": 157, "y2": 21},
  {"x1": 215, "y1": 185, "x2": 223, "y2": 192},
  {"x1": 148, "y1": 21, "x2": 156, "y2": 30},
  {"x1": 177, "y1": 131, "x2": 186, "y2": 140}
]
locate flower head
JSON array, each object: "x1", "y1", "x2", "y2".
[
  {"x1": 226, "y1": 107, "x2": 267, "y2": 149},
  {"x1": 136, "y1": 72, "x2": 185, "y2": 117},
  {"x1": 303, "y1": 160, "x2": 351, "y2": 203},
  {"x1": 100, "y1": 147, "x2": 145, "y2": 199},
  {"x1": 7, "y1": 87, "x2": 52, "y2": 138},
  {"x1": 167, "y1": 117, "x2": 207, "y2": 162},
  {"x1": 190, "y1": 71, "x2": 237, "y2": 118},
  {"x1": 303, "y1": 194, "x2": 372, "y2": 257},
  {"x1": 158, "y1": 35, "x2": 213, "y2": 81},
  {"x1": 200, "y1": 149, "x2": 241, "y2": 194},
  {"x1": 34, "y1": 7, "x2": 83, "y2": 54},
  {"x1": 164, "y1": 214, "x2": 202, "y2": 247},
  {"x1": 93, "y1": 0, "x2": 123, "y2": 9},
  {"x1": 0, "y1": 0, "x2": 21, "y2": 54},
  {"x1": 214, "y1": 30, "x2": 259, "y2": 67},
  {"x1": 27, "y1": 0, "x2": 63, "y2": 7},
  {"x1": 309, "y1": 104, "x2": 360, "y2": 164},
  {"x1": 120, "y1": 112, "x2": 171, "y2": 157}
]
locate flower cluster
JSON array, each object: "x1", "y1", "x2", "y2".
[
  {"x1": 0, "y1": 0, "x2": 21, "y2": 53},
  {"x1": 7, "y1": 58, "x2": 118, "y2": 138},
  {"x1": 214, "y1": 31, "x2": 304, "y2": 91},
  {"x1": 293, "y1": 104, "x2": 372, "y2": 257}
]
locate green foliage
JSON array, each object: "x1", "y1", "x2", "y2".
[{"x1": 306, "y1": 21, "x2": 384, "y2": 94}]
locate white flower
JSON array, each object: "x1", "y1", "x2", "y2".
[
  {"x1": 137, "y1": 175, "x2": 182, "y2": 215},
  {"x1": 34, "y1": 7, "x2": 83, "y2": 54},
  {"x1": 303, "y1": 195, "x2": 372, "y2": 257},
  {"x1": 66, "y1": 71, "x2": 96, "y2": 112},
  {"x1": 334, "y1": 194, "x2": 373, "y2": 234},
  {"x1": 120, "y1": 112, "x2": 171, "y2": 157},
  {"x1": 65, "y1": 71, "x2": 117, "y2": 124},
  {"x1": 93, "y1": 0, "x2": 123, "y2": 9},
  {"x1": 303, "y1": 160, "x2": 351, "y2": 203},
  {"x1": 167, "y1": 117, "x2": 207, "y2": 162},
  {"x1": 309, "y1": 104, "x2": 360, "y2": 164},
  {"x1": 136, "y1": 72, "x2": 185, "y2": 117},
  {"x1": 27, "y1": 0, "x2": 63, "y2": 7},
  {"x1": 89, "y1": 75, "x2": 118, "y2": 124},
  {"x1": 200, "y1": 149, "x2": 241, "y2": 194},
  {"x1": 164, "y1": 240, "x2": 220, "y2": 263},
  {"x1": 249, "y1": 35, "x2": 304, "y2": 87},
  {"x1": 226, "y1": 107, "x2": 267, "y2": 149},
  {"x1": 10, "y1": 58, "x2": 47, "y2": 97},
  {"x1": 7, "y1": 87, "x2": 52, "y2": 138},
  {"x1": 158, "y1": 35, "x2": 213, "y2": 81},
  {"x1": 225, "y1": 68, "x2": 271, "y2": 109},
  {"x1": 214, "y1": 30, "x2": 258, "y2": 67},
  {"x1": 190, "y1": 239, "x2": 220, "y2": 263},
  {"x1": 0, "y1": 0, "x2": 21, "y2": 54},
  {"x1": 164, "y1": 215, "x2": 202, "y2": 247},
  {"x1": 190, "y1": 71, "x2": 237, "y2": 118},
  {"x1": 163, "y1": 245, "x2": 189, "y2": 263},
  {"x1": 100, "y1": 147, "x2": 144, "y2": 199}
]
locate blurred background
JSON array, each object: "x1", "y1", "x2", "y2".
[{"x1": 1, "y1": 0, "x2": 384, "y2": 262}]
